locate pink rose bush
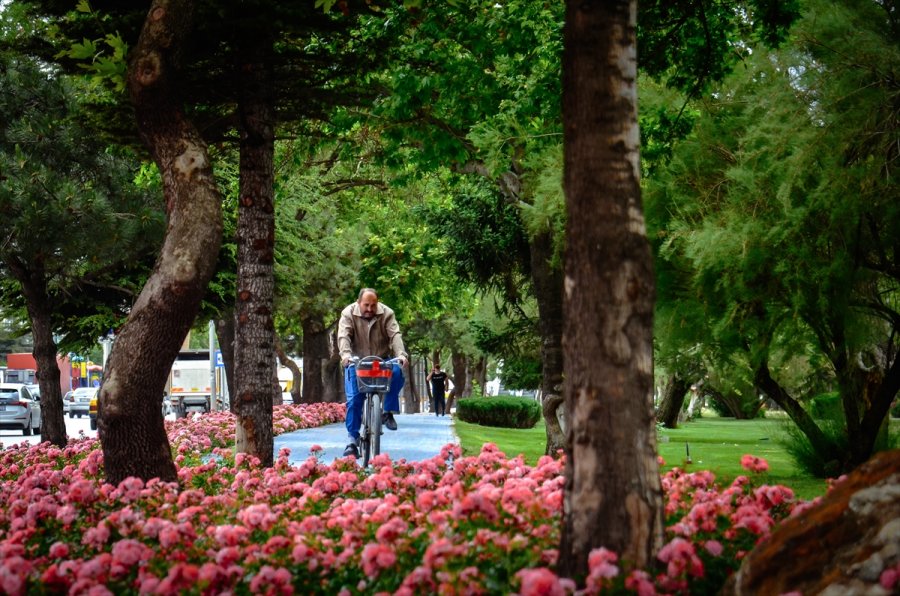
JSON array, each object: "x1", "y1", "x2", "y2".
[{"x1": 0, "y1": 404, "x2": 829, "y2": 594}]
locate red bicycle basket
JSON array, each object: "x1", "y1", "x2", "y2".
[{"x1": 355, "y1": 357, "x2": 393, "y2": 391}]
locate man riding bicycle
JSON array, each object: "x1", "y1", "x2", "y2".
[{"x1": 338, "y1": 288, "x2": 408, "y2": 458}]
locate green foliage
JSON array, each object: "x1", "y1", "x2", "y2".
[
  {"x1": 809, "y1": 392, "x2": 842, "y2": 421},
  {"x1": 456, "y1": 396, "x2": 540, "y2": 429},
  {"x1": 776, "y1": 413, "x2": 847, "y2": 478},
  {"x1": 646, "y1": 0, "x2": 899, "y2": 465},
  {"x1": 0, "y1": 53, "x2": 164, "y2": 351}
]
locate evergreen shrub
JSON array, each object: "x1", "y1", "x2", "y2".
[{"x1": 456, "y1": 396, "x2": 541, "y2": 429}]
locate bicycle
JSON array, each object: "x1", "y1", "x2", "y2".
[{"x1": 351, "y1": 355, "x2": 399, "y2": 467}]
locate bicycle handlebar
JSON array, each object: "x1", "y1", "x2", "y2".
[{"x1": 347, "y1": 356, "x2": 403, "y2": 366}]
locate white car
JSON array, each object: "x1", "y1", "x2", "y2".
[
  {"x1": 0, "y1": 383, "x2": 42, "y2": 436},
  {"x1": 68, "y1": 387, "x2": 98, "y2": 418}
]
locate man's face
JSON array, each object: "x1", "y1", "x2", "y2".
[{"x1": 358, "y1": 292, "x2": 378, "y2": 319}]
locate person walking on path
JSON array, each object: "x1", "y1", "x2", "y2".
[
  {"x1": 337, "y1": 288, "x2": 408, "y2": 458},
  {"x1": 426, "y1": 363, "x2": 449, "y2": 416}
]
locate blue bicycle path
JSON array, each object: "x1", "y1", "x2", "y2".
[{"x1": 274, "y1": 412, "x2": 458, "y2": 466}]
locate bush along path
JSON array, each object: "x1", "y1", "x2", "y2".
[{"x1": 0, "y1": 404, "x2": 897, "y2": 594}]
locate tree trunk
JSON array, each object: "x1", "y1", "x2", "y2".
[
  {"x1": 463, "y1": 356, "x2": 474, "y2": 397},
  {"x1": 301, "y1": 314, "x2": 329, "y2": 403},
  {"x1": 656, "y1": 373, "x2": 690, "y2": 429},
  {"x1": 322, "y1": 324, "x2": 343, "y2": 404},
  {"x1": 100, "y1": 0, "x2": 223, "y2": 485},
  {"x1": 233, "y1": 26, "x2": 276, "y2": 468},
  {"x1": 754, "y1": 360, "x2": 842, "y2": 467},
  {"x1": 447, "y1": 350, "x2": 467, "y2": 412},
  {"x1": 858, "y1": 352, "x2": 900, "y2": 464},
  {"x1": 12, "y1": 265, "x2": 66, "y2": 447},
  {"x1": 274, "y1": 338, "x2": 300, "y2": 406},
  {"x1": 404, "y1": 359, "x2": 420, "y2": 413},
  {"x1": 216, "y1": 310, "x2": 236, "y2": 410},
  {"x1": 472, "y1": 355, "x2": 487, "y2": 396},
  {"x1": 530, "y1": 229, "x2": 566, "y2": 455},
  {"x1": 558, "y1": 0, "x2": 664, "y2": 578}
]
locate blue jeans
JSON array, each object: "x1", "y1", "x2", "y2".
[{"x1": 344, "y1": 363, "x2": 404, "y2": 441}]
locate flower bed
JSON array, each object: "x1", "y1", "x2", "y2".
[{"x1": 0, "y1": 404, "x2": 884, "y2": 594}]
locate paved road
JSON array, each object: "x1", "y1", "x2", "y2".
[
  {"x1": 2, "y1": 410, "x2": 458, "y2": 468},
  {"x1": 0, "y1": 411, "x2": 99, "y2": 448},
  {"x1": 275, "y1": 412, "x2": 458, "y2": 466}
]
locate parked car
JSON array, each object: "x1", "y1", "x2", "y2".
[
  {"x1": 63, "y1": 390, "x2": 74, "y2": 414},
  {"x1": 0, "y1": 383, "x2": 41, "y2": 435},
  {"x1": 69, "y1": 387, "x2": 98, "y2": 418}
]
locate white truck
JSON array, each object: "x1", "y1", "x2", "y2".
[{"x1": 168, "y1": 351, "x2": 213, "y2": 418}]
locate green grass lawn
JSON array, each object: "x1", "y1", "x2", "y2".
[{"x1": 454, "y1": 413, "x2": 851, "y2": 500}]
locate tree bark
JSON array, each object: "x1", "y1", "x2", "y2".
[
  {"x1": 322, "y1": 324, "x2": 343, "y2": 404},
  {"x1": 10, "y1": 262, "x2": 65, "y2": 447},
  {"x1": 447, "y1": 350, "x2": 467, "y2": 412},
  {"x1": 100, "y1": 0, "x2": 223, "y2": 485},
  {"x1": 300, "y1": 314, "x2": 329, "y2": 403},
  {"x1": 404, "y1": 359, "x2": 421, "y2": 413},
  {"x1": 558, "y1": 0, "x2": 664, "y2": 578},
  {"x1": 656, "y1": 373, "x2": 690, "y2": 428},
  {"x1": 530, "y1": 229, "x2": 566, "y2": 455},
  {"x1": 233, "y1": 24, "x2": 276, "y2": 468},
  {"x1": 472, "y1": 355, "x2": 487, "y2": 396}
]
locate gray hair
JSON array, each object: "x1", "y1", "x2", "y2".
[{"x1": 358, "y1": 288, "x2": 378, "y2": 301}]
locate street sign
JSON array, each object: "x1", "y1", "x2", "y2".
[{"x1": 215, "y1": 350, "x2": 224, "y2": 367}]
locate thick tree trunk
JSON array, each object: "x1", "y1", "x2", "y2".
[
  {"x1": 531, "y1": 229, "x2": 566, "y2": 455},
  {"x1": 558, "y1": 0, "x2": 664, "y2": 578},
  {"x1": 233, "y1": 27, "x2": 276, "y2": 468},
  {"x1": 656, "y1": 373, "x2": 690, "y2": 429},
  {"x1": 101, "y1": 0, "x2": 223, "y2": 485},
  {"x1": 300, "y1": 314, "x2": 329, "y2": 403},
  {"x1": 13, "y1": 267, "x2": 66, "y2": 447}
]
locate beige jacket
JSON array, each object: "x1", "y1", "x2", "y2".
[{"x1": 337, "y1": 301, "x2": 407, "y2": 363}]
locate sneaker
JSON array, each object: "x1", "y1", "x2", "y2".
[
  {"x1": 382, "y1": 412, "x2": 398, "y2": 431},
  {"x1": 343, "y1": 442, "x2": 359, "y2": 458}
]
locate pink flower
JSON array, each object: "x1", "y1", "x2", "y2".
[
  {"x1": 740, "y1": 455, "x2": 769, "y2": 474},
  {"x1": 587, "y1": 547, "x2": 619, "y2": 579},
  {"x1": 111, "y1": 539, "x2": 150, "y2": 566},
  {"x1": 625, "y1": 570, "x2": 657, "y2": 595},
  {"x1": 880, "y1": 563, "x2": 900, "y2": 590},
  {"x1": 360, "y1": 543, "x2": 397, "y2": 577},
  {"x1": 704, "y1": 540, "x2": 724, "y2": 557},
  {"x1": 515, "y1": 567, "x2": 568, "y2": 596}
]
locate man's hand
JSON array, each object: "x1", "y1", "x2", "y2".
[{"x1": 342, "y1": 357, "x2": 350, "y2": 367}]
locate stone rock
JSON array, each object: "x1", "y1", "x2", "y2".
[{"x1": 725, "y1": 449, "x2": 900, "y2": 596}]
